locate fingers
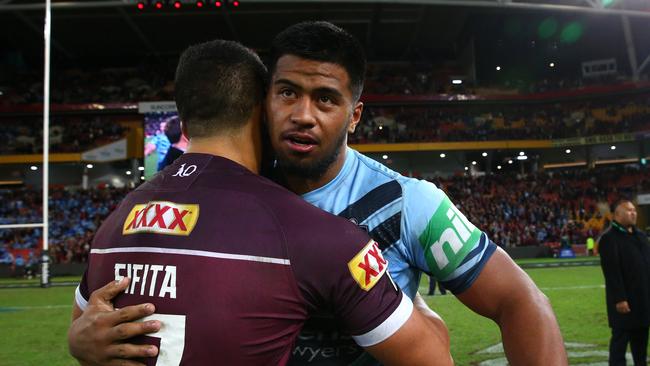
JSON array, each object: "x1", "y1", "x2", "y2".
[
  {"x1": 616, "y1": 304, "x2": 631, "y2": 314},
  {"x1": 89, "y1": 278, "x2": 131, "y2": 306},
  {"x1": 105, "y1": 357, "x2": 148, "y2": 366},
  {"x1": 109, "y1": 319, "x2": 161, "y2": 341},
  {"x1": 106, "y1": 303, "x2": 157, "y2": 327},
  {"x1": 107, "y1": 343, "x2": 159, "y2": 361}
]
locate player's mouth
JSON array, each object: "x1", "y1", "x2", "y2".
[{"x1": 282, "y1": 132, "x2": 319, "y2": 154}]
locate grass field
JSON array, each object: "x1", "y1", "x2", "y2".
[{"x1": 0, "y1": 264, "x2": 621, "y2": 366}]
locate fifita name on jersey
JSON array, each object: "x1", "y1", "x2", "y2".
[
  {"x1": 122, "y1": 201, "x2": 199, "y2": 236},
  {"x1": 115, "y1": 262, "x2": 177, "y2": 299}
]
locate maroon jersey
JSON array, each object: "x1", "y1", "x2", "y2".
[{"x1": 76, "y1": 153, "x2": 412, "y2": 366}]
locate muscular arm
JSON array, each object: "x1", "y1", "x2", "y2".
[
  {"x1": 413, "y1": 292, "x2": 449, "y2": 341},
  {"x1": 365, "y1": 305, "x2": 453, "y2": 366},
  {"x1": 68, "y1": 278, "x2": 160, "y2": 366},
  {"x1": 456, "y1": 247, "x2": 567, "y2": 366}
]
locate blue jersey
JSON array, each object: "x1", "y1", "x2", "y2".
[
  {"x1": 302, "y1": 148, "x2": 496, "y2": 298},
  {"x1": 288, "y1": 148, "x2": 497, "y2": 365}
]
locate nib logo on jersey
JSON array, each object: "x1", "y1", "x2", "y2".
[
  {"x1": 419, "y1": 196, "x2": 480, "y2": 278},
  {"x1": 348, "y1": 240, "x2": 388, "y2": 291},
  {"x1": 122, "y1": 201, "x2": 199, "y2": 236}
]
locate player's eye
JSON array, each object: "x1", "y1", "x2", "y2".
[
  {"x1": 318, "y1": 95, "x2": 336, "y2": 105},
  {"x1": 279, "y1": 89, "x2": 295, "y2": 98}
]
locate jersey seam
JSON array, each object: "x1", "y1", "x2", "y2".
[{"x1": 354, "y1": 150, "x2": 400, "y2": 182}]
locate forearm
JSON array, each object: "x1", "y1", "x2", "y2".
[
  {"x1": 366, "y1": 303, "x2": 453, "y2": 366},
  {"x1": 497, "y1": 289, "x2": 567, "y2": 366},
  {"x1": 457, "y1": 249, "x2": 567, "y2": 366},
  {"x1": 413, "y1": 292, "x2": 448, "y2": 344}
]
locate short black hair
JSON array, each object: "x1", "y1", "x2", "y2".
[
  {"x1": 175, "y1": 39, "x2": 267, "y2": 138},
  {"x1": 268, "y1": 21, "x2": 366, "y2": 101},
  {"x1": 163, "y1": 116, "x2": 182, "y2": 144},
  {"x1": 613, "y1": 199, "x2": 633, "y2": 212}
]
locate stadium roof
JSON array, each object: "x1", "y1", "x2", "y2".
[{"x1": 0, "y1": 0, "x2": 648, "y2": 80}]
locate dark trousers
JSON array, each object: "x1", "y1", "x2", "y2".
[
  {"x1": 427, "y1": 276, "x2": 446, "y2": 296},
  {"x1": 609, "y1": 326, "x2": 649, "y2": 366}
]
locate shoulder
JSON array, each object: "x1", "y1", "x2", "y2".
[
  {"x1": 352, "y1": 149, "x2": 402, "y2": 181},
  {"x1": 350, "y1": 150, "x2": 447, "y2": 209},
  {"x1": 598, "y1": 228, "x2": 617, "y2": 248},
  {"x1": 599, "y1": 227, "x2": 615, "y2": 240},
  {"x1": 249, "y1": 176, "x2": 365, "y2": 242}
]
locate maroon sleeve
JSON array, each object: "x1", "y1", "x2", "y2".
[
  {"x1": 75, "y1": 267, "x2": 90, "y2": 310},
  {"x1": 285, "y1": 212, "x2": 411, "y2": 345}
]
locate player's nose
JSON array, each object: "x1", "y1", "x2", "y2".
[{"x1": 289, "y1": 97, "x2": 317, "y2": 128}]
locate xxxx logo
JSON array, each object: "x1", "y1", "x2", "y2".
[
  {"x1": 122, "y1": 201, "x2": 199, "y2": 236},
  {"x1": 348, "y1": 240, "x2": 388, "y2": 291}
]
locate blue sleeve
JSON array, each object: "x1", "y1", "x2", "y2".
[{"x1": 402, "y1": 179, "x2": 496, "y2": 294}]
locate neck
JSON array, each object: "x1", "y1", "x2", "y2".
[
  {"x1": 186, "y1": 119, "x2": 262, "y2": 174},
  {"x1": 281, "y1": 147, "x2": 348, "y2": 195}
]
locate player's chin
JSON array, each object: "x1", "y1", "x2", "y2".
[{"x1": 277, "y1": 155, "x2": 324, "y2": 175}]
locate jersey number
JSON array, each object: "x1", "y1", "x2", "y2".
[{"x1": 137, "y1": 313, "x2": 186, "y2": 366}]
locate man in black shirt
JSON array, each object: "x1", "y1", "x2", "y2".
[{"x1": 600, "y1": 200, "x2": 650, "y2": 366}]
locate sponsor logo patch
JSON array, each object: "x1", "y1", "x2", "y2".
[
  {"x1": 418, "y1": 195, "x2": 480, "y2": 278},
  {"x1": 123, "y1": 201, "x2": 199, "y2": 236},
  {"x1": 348, "y1": 240, "x2": 388, "y2": 291}
]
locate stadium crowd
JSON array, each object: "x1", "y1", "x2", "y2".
[
  {"x1": 0, "y1": 187, "x2": 129, "y2": 268},
  {"x1": 352, "y1": 94, "x2": 650, "y2": 143},
  {"x1": 1, "y1": 93, "x2": 647, "y2": 155},
  {"x1": 1, "y1": 166, "x2": 647, "y2": 268},
  {"x1": 0, "y1": 61, "x2": 634, "y2": 106},
  {"x1": 0, "y1": 63, "x2": 175, "y2": 106},
  {"x1": 0, "y1": 117, "x2": 129, "y2": 155},
  {"x1": 433, "y1": 167, "x2": 650, "y2": 249}
]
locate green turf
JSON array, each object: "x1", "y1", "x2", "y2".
[
  {"x1": 421, "y1": 266, "x2": 611, "y2": 365},
  {"x1": 0, "y1": 266, "x2": 618, "y2": 365},
  {"x1": 514, "y1": 256, "x2": 599, "y2": 264},
  {"x1": 0, "y1": 276, "x2": 81, "y2": 286},
  {"x1": 0, "y1": 286, "x2": 77, "y2": 366}
]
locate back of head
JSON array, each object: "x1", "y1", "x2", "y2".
[
  {"x1": 175, "y1": 39, "x2": 267, "y2": 138},
  {"x1": 268, "y1": 21, "x2": 366, "y2": 101}
]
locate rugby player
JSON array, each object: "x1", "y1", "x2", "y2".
[
  {"x1": 70, "y1": 21, "x2": 568, "y2": 365},
  {"x1": 68, "y1": 40, "x2": 452, "y2": 366},
  {"x1": 266, "y1": 22, "x2": 566, "y2": 366}
]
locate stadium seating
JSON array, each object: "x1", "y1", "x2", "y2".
[
  {"x1": 1, "y1": 93, "x2": 647, "y2": 155},
  {"x1": 0, "y1": 187, "x2": 129, "y2": 266},
  {"x1": 432, "y1": 166, "x2": 650, "y2": 248},
  {"x1": 0, "y1": 117, "x2": 129, "y2": 155},
  {"x1": 353, "y1": 94, "x2": 650, "y2": 143},
  {"x1": 0, "y1": 166, "x2": 647, "y2": 267},
  {"x1": 0, "y1": 61, "x2": 635, "y2": 106}
]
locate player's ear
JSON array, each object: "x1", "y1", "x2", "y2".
[
  {"x1": 180, "y1": 120, "x2": 189, "y2": 140},
  {"x1": 348, "y1": 101, "x2": 363, "y2": 134}
]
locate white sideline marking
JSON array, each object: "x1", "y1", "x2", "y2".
[
  {"x1": 476, "y1": 342, "x2": 647, "y2": 365},
  {"x1": 419, "y1": 284, "x2": 604, "y2": 296}
]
